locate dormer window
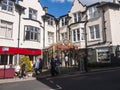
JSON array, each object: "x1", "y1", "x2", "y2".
[
  {"x1": 61, "y1": 17, "x2": 67, "y2": 26},
  {"x1": 1, "y1": 0, "x2": 14, "y2": 13},
  {"x1": 29, "y1": 8, "x2": 37, "y2": 20},
  {"x1": 88, "y1": 6, "x2": 98, "y2": 19},
  {"x1": 47, "y1": 16, "x2": 54, "y2": 26},
  {"x1": 73, "y1": 12, "x2": 81, "y2": 23}
]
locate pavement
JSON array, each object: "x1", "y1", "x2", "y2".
[{"x1": 1, "y1": 66, "x2": 120, "y2": 84}]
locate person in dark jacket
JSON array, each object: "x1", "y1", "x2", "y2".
[
  {"x1": 50, "y1": 57, "x2": 58, "y2": 76},
  {"x1": 20, "y1": 62, "x2": 26, "y2": 79},
  {"x1": 83, "y1": 54, "x2": 88, "y2": 72}
]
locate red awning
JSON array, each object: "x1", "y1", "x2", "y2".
[
  {"x1": 56, "y1": 45, "x2": 70, "y2": 50},
  {"x1": 0, "y1": 46, "x2": 42, "y2": 55}
]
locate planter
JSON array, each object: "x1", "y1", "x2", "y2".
[{"x1": 0, "y1": 68, "x2": 14, "y2": 79}]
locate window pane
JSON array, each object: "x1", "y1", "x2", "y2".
[
  {"x1": 77, "y1": 29, "x2": 80, "y2": 41},
  {"x1": 90, "y1": 26, "x2": 94, "y2": 39},
  {"x1": 95, "y1": 25, "x2": 100, "y2": 38},
  {"x1": 81, "y1": 28, "x2": 85, "y2": 40}
]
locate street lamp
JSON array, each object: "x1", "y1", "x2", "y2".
[
  {"x1": 15, "y1": 4, "x2": 25, "y2": 64},
  {"x1": 66, "y1": 14, "x2": 71, "y2": 40},
  {"x1": 84, "y1": 19, "x2": 88, "y2": 72},
  {"x1": 66, "y1": 14, "x2": 71, "y2": 66},
  {"x1": 42, "y1": 7, "x2": 48, "y2": 67},
  {"x1": 55, "y1": 18, "x2": 59, "y2": 56}
]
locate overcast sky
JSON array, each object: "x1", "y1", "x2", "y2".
[{"x1": 40, "y1": 0, "x2": 113, "y2": 17}]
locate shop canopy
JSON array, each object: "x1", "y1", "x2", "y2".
[
  {"x1": 55, "y1": 44, "x2": 71, "y2": 50},
  {"x1": 0, "y1": 46, "x2": 42, "y2": 55}
]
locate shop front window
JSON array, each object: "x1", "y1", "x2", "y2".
[{"x1": 97, "y1": 48, "x2": 110, "y2": 62}]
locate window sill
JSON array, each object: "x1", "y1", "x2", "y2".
[{"x1": 0, "y1": 10, "x2": 15, "y2": 16}]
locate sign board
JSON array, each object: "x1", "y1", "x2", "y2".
[{"x1": 2, "y1": 47, "x2": 9, "y2": 51}]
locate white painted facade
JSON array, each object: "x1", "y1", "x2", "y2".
[
  {"x1": 1, "y1": 0, "x2": 120, "y2": 66},
  {"x1": 0, "y1": 0, "x2": 56, "y2": 66}
]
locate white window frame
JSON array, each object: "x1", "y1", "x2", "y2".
[
  {"x1": 48, "y1": 32, "x2": 54, "y2": 44},
  {"x1": 1, "y1": 0, "x2": 14, "y2": 13},
  {"x1": 61, "y1": 32, "x2": 67, "y2": 39},
  {"x1": 0, "y1": 20, "x2": 13, "y2": 39},
  {"x1": 48, "y1": 17, "x2": 54, "y2": 26},
  {"x1": 29, "y1": 8, "x2": 37, "y2": 20},
  {"x1": 81, "y1": 28, "x2": 85, "y2": 40},
  {"x1": 88, "y1": 6, "x2": 98, "y2": 19},
  {"x1": 61, "y1": 17, "x2": 67, "y2": 26},
  {"x1": 89, "y1": 25, "x2": 100, "y2": 40},
  {"x1": 73, "y1": 12, "x2": 81, "y2": 23}
]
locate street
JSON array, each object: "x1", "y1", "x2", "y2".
[{"x1": 1, "y1": 68, "x2": 120, "y2": 90}]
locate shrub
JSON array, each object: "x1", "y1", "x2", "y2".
[{"x1": 19, "y1": 56, "x2": 32, "y2": 72}]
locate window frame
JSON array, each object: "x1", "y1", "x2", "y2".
[
  {"x1": 73, "y1": 12, "x2": 81, "y2": 23},
  {"x1": 24, "y1": 25, "x2": 40, "y2": 42},
  {"x1": 0, "y1": 20, "x2": 13, "y2": 39},
  {"x1": 1, "y1": 0, "x2": 14, "y2": 13},
  {"x1": 48, "y1": 32, "x2": 54, "y2": 44},
  {"x1": 29, "y1": 8, "x2": 37, "y2": 20},
  {"x1": 89, "y1": 24, "x2": 100, "y2": 40},
  {"x1": 88, "y1": 6, "x2": 98, "y2": 19}
]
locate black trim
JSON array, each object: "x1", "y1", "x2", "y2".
[
  {"x1": 87, "y1": 2, "x2": 100, "y2": 8},
  {"x1": 23, "y1": 18, "x2": 42, "y2": 24},
  {"x1": 97, "y1": 2, "x2": 120, "y2": 8},
  {"x1": 68, "y1": 21, "x2": 86, "y2": 27},
  {"x1": 15, "y1": 4, "x2": 26, "y2": 11}
]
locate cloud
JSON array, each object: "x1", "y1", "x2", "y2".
[
  {"x1": 67, "y1": 0, "x2": 74, "y2": 2},
  {"x1": 51, "y1": 0, "x2": 65, "y2": 3},
  {"x1": 49, "y1": 0, "x2": 112, "y2": 4}
]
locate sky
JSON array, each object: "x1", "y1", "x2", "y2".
[{"x1": 39, "y1": 0, "x2": 112, "y2": 18}]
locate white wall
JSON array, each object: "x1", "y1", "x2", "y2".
[{"x1": 109, "y1": 8, "x2": 120, "y2": 45}]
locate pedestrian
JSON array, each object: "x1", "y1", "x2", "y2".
[
  {"x1": 50, "y1": 57, "x2": 58, "y2": 76},
  {"x1": 20, "y1": 62, "x2": 26, "y2": 79},
  {"x1": 55, "y1": 56, "x2": 61, "y2": 74},
  {"x1": 80, "y1": 54, "x2": 84, "y2": 72},
  {"x1": 14, "y1": 64, "x2": 20, "y2": 77},
  {"x1": 33, "y1": 58, "x2": 40, "y2": 75},
  {"x1": 83, "y1": 53, "x2": 88, "y2": 72},
  {"x1": 39, "y1": 58, "x2": 44, "y2": 74},
  {"x1": 65, "y1": 55, "x2": 69, "y2": 67}
]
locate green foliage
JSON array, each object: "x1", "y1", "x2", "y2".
[{"x1": 19, "y1": 56, "x2": 32, "y2": 72}]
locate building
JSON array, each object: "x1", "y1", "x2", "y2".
[
  {"x1": 0, "y1": 0, "x2": 56, "y2": 66},
  {"x1": 58, "y1": 0, "x2": 120, "y2": 63},
  {"x1": 1, "y1": 0, "x2": 120, "y2": 67}
]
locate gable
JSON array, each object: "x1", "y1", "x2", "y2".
[{"x1": 69, "y1": 0, "x2": 86, "y2": 13}]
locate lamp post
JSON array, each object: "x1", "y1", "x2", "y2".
[
  {"x1": 84, "y1": 19, "x2": 88, "y2": 72},
  {"x1": 66, "y1": 14, "x2": 71, "y2": 66},
  {"x1": 42, "y1": 7, "x2": 48, "y2": 67},
  {"x1": 16, "y1": 4, "x2": 25, "y2": 64},
  {"x1": 66, "y1": 14, "x2": 71, "y2": 40},
  {"x1": 55, "y1": 18, "x2": 59, "y2": 56}
]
